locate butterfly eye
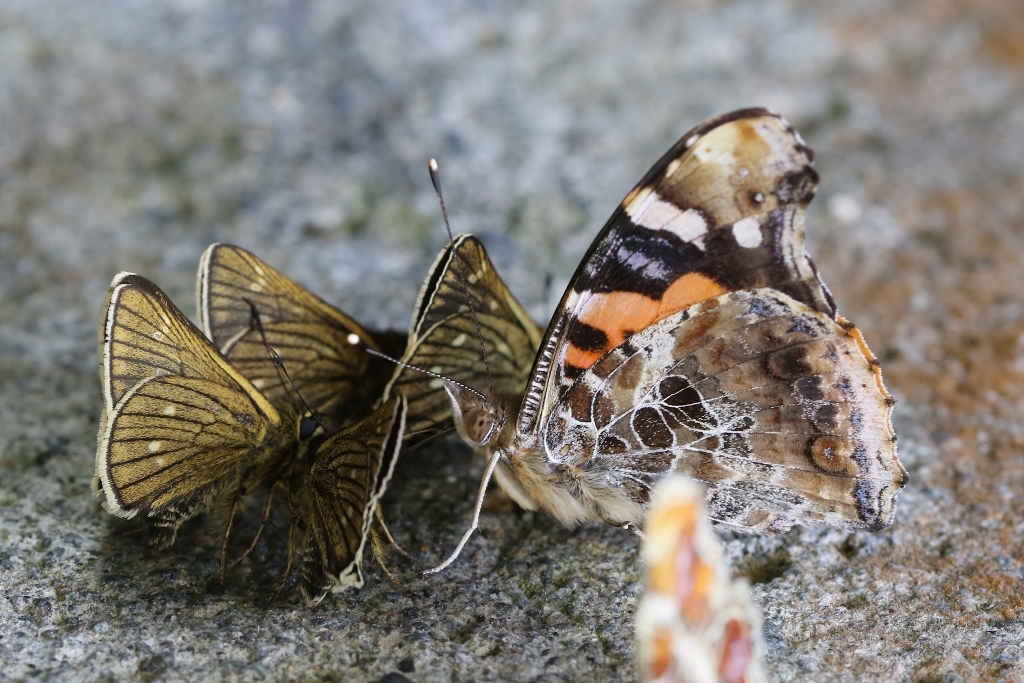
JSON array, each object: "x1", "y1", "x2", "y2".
[
  {"x1": 462, "y1": 408, "x2": 496, "y2": 446},
  {"x1": 298, "y1": 416, "x2": 322, "y2": 440}
]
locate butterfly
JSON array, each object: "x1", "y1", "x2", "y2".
[
  {"x1": 95, "y1": 272, "x2": 309, "y2": 549},
  {"x1": 96, "y1": 260, "x2": 409, "y2": 601},
  {"x1": 636, "y1": 477, "x2": 765, "y2": 683},
  {"x1": 382, "y1": 234, "x2": 544, "y2": 438},
  {"x1": 408, "y1": 108, "x2": 908, "y2": 569},
  {"x1": 290, "y1": 395, "x2": 407, "y2": 605},
  {"x1": 198, "y1": 242, "x2": 403, "y2": 433}
]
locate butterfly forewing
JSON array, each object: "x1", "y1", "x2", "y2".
[
  {"x1": 522, "y1": 109, "x2": 833, "y2": 435},
  {"x1": 384, "y1": 235, "x2": 542, "y2": 436},
  {"x1": 198, "y1": 243, "x2": 383, "y2": 425},
  {"x1": 297, "y1": 396, "x2": 407, "y2": 605},
  {"x1": 97, "y1": 273, "x2": 292, "y2": 546}
]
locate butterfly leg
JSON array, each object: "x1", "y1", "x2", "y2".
[
  {"x1": 218, "y1": 493, "x2": 248, "y2": 582},
  {"x1": 623, "y1": 521, "x2": 646, "y2": 540},
  {"x1": 374, "y1": 506, "x2": 411, "y2": 559},
  {"x1": 423, "y1": 451, "x2": 502, "y2": 575},
  {"x1": 276, "y1": 515, "x2": 302, "y2": 603},
  {"x1": 230, "y1": 482, "x2": 283, "y2": 569},
  {"x1": 369, "y1": 527, "x2": 407, "y2": 591}
]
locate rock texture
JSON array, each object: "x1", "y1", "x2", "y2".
[{"x1": 3, "y1": 0, "x2": 1024, "y2": 681}]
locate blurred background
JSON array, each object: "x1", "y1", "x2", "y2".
[{"x1": 2, "y1": 1, "x2": 1024, "y2": 680}]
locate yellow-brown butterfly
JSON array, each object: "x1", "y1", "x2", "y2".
[
  {"x1": 95, "y1": 272, "x2": 306, "y2": 549},
  {"x1": 197, "y1": 243, "x2": 403, "y2": 433},
  {"x1": 381, "y1": 234, "x2": 543, "y2": 438},
  {"x1": 97, "y1": 259, "x2": 410, "y2": 603},
  {"x1": 290, "y1": 396, "x2": 407, "y2": 605}
]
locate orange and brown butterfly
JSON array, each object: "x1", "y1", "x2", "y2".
[
  {"x1": 412, "y1": 108, "x2": 906, "y2": 571},
  {"x1": 636, "y1": 477, "x2": 765, "y2": 683},
  {"x1": 381, "y1": 234, "x2": 543, "y2": 438}
]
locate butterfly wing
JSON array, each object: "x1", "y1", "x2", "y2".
[
  {"x1": 636, "y1": 477, "x2": 766, "y2": 683},
  {"x1": 383, "y1": 235, "x2": 543, "y2": 436},
  {"x1": 97, "y1": 273, "x2": 286, "y2": 545},
  {"x1": 198, "y1": 243, "x2": 384, "y2": 425},
  {"x1": 544, "y1": 289, "x2": 905, "y2": 531},
  {"x1": 519, "y1": 109, "x2": 833, "y2": 436},
  {"x1": 296, "y1": 396, "x2": 407, "y2": 604}
]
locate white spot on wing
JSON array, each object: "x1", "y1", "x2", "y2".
[
  {"x1": 148, "y1": 441, "x2": 162, "y2": 452},
  {"x1": 732, "y1": 217, "x2": 763, "y2": 248},
  {"x1": 665, "y1": 159, "x2": 681, "y2": 178},
  {"x1": 451, "y1": 333, "x2": 467, "y2": 347},
  {"x1": 162, "y1": 405, "x2": 176, "y2": 416},
  {"x1": 626, "y1": 190, "x2": 708, "y2": 250}
]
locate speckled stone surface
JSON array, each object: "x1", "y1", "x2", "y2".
[{"x1": 3, "y1": 1, "x2": 1024, "y2": 681}]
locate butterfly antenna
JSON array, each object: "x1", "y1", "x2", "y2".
[
  {"x1": 428, "y1": 159, "x2": 494, "y2": 398},
  {"x1": 346, "y1": 333, "x2": 488, "y2": 404},
  {"x1": 245, "y1": 300, "x2": 326, "y2": 432},
  {"x1": 423, "y1": 450, "x2": 501, "y2": 574}
]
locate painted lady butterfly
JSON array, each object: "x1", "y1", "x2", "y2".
[{"x1": 389, "y1": 108, "x2": 908, "y2": 569}]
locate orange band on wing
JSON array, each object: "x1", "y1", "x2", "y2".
[
  {"x1": 659, "y1": 272, "x2": 728, "y2": 319},
  {"x1": 563, "y1": 273, "x2": 728, "y2": 373}
]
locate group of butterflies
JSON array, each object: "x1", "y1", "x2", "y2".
[{"x1": 94, "y1": 108, "x2": 908, "y2": 646}]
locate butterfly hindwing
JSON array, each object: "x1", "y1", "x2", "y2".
[
  {"x1": 198, "y1": 243, "x2": 386, "y2": 427},
  {"x1": 296, "y1": 396, "x2": 407, "y2": 605},
  {"x1": 544, "y1": 288, "x2": 902, "y2": 531},
  {"x1": 384, "y1": 234, "x2": 543, "y2": 436}
]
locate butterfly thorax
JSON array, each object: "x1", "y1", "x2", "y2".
[{"x1": 235, "y1": 408, "x2": 308, "y2": 497}]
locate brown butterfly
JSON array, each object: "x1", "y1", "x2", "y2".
[
  {"x1": 95, "y1": 266, "x2": 407, "y2": 602},
  {"x1": 381, "y1": 234, "x2": 543, "y2": 438},
  {"x1": 289, "y1": 396, "x2": 407, "y2": 605},
  {"x1": 198, "y1": 243, "x2": 403, "y2": 433},
  {"x1": 95, "y1": 272, "x2": 307, "y2": 549}
]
